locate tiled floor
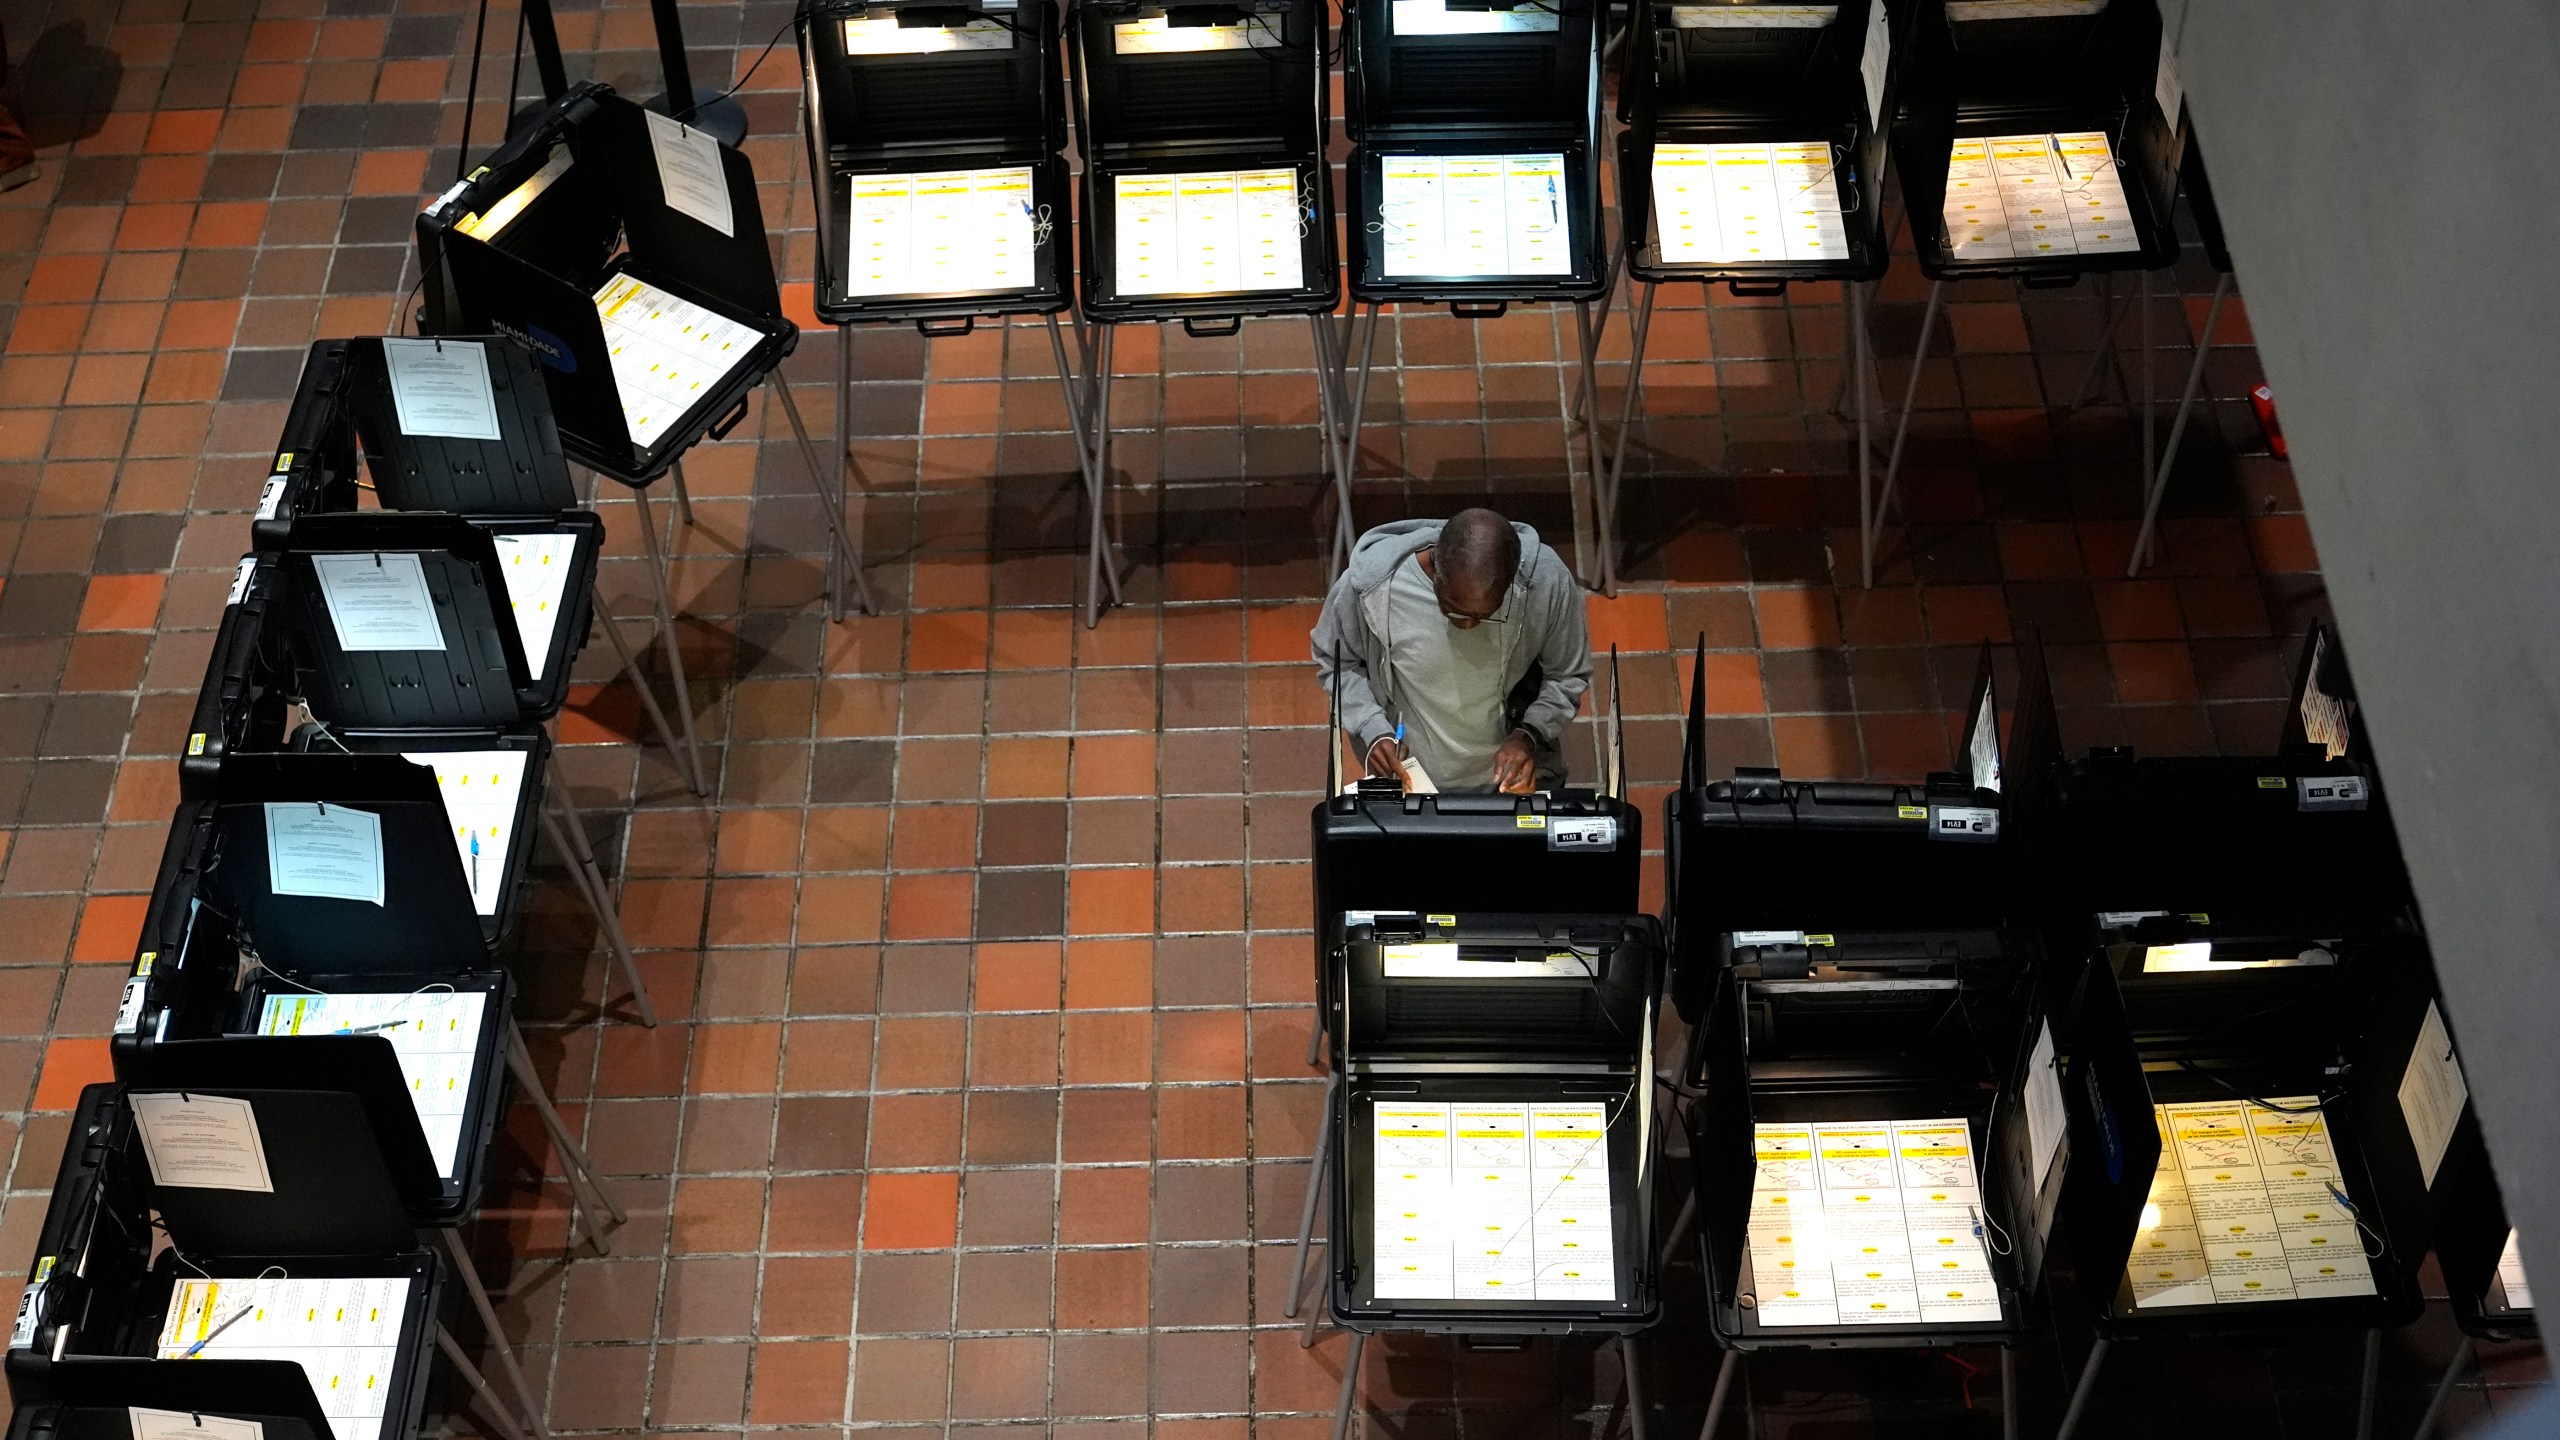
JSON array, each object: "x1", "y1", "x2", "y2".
[{"x1": 0, "y1": 0, "x2": 2548, "y2": 1436}]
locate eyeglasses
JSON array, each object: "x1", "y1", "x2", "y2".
[{"x1": 1433, "y1": 571, "x2": 1509, "y2": 625}]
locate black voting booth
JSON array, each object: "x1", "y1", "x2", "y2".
[
  {"x1": 2030, "y1": 627, "x2": 2445, "y2": 1440},
  {"x1": 1611, "y1": 0, "x2": 1898, "y2": 592},
  {"x1": 5, "y1": 1084, "x2": 450, "y2": 1440},
  {"x1": 1065, "y1": 0, "x2": 1341, "y2": 620},
  {"x1": 7, "y1": 1374, "x2": 333, "y2": 1440},
  {"x1": 1333, "y1": 0, "x2": 1611, "y2": 575},
  {"x1": 1664, "y1": 641, "x2": 2055, "y2": 1440}
]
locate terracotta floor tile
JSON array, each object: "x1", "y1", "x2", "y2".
[{"x1": 860, "y1": 1171, "x2": 961, "y2": 1250}]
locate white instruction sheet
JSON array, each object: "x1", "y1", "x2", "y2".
[
  {"x1": 379, "y1": 338, "x2": 501, "y2": 442},
  {"x1": 491, "y1": 531, "x2": 574, "y2": 681},
  {"x1": 643, "y1": 109, "x2": 735, "y2": 238},
  {"x1": 259, "y1": 990, "x2": 489, "y2": 1178},
  {"x1": 265, "y1": 801, "x2": 386, "y2": 908},
  {"x1": 158, "y1": 1275, "x2": 413, "y2": 1440},
  {"x1": 2396, "y1": 1001, "x2": 2469, "y2": 1190},
  {"x1": 1943, "y1": 131, "x2": 2137, "y2": 261},
  {"x1": 2497, "y1": 1229, "x2": 2534, "y2": 1311},
  {"x1": 1370, "y1": 1100, "x2": 1618, "y2": 1302},
  {"x1": 1748, "y1": 1117, "x2": 2003, "y2": 1327},
  {"x1": 401, "y1": 749, "x2": 527, "y2": 917},
  {"x1": 131, "y1": 1410, "x2": 265, "y2": 1440},
  {"x1": 1114, "y1": 169, "x2": 1303, "y2": 297},
  {"x1": 2127, "y1": 1098, "x2": 2377, "y2": 1309},
  {"x1": 312, "y1": 552, "x2": 445, "y2": 653},
  {"x1": 593, "y1": 276, "x2": 761, "y2": 452},
  {"x1": 1379, "y1": 153, "x2": 1573, "y2": 278},
  {"x1": 845, "y1": 166, "x2": 1037, "y2": 298},
  {"x1": 1651, "y1": 142, "x2": 1847, "y2": 264},
  {"x1": 131, "y1": 1092, "x2": 275, "y2": 1193},
  {"x1": 1394, "y1": 0, "x2": 1558, "y2": 34}
]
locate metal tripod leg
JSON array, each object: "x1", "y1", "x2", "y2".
[
  {"x1": 2065, "y1": 274, "x2": 2131, "y2": 412},
  {"x1": 1083, "y1": 326, "x2": 1123, "y2": 628},
  {"x1": 1283, "y1": 1070, "x2": 1338, "y2": 1319},
  {"x1": 1619, "y1": 1333, "x2": 1650, "y2": 1440},
  {"x1": 1657, "y1": 1189, "x2": 1695, "y2": 1269},
  {"x1": 1596, "y1": 281, "x2": 1656, "y2": 599},
  {"x1": 2412, "y1": 1335, "x2": 2476, "y2": 1440},
  {"x1": 1329, "y1": 306, "x2": 1381, "y2": 575},
  {"x1": 2001, "y1": 1345, "x2": 2017, "y2": 1440},
  {"x1": 1868, "y1": 278, "x2": 1944, "y2": 584},
  {"x1": 539, "y1": 757, "x2": 655, "y2": 1027},
  {"x1": 773, "y1": 372, "x2": 875, "y2": 620},
  {"x1": 2053, "y1": 1337, "x2": 2110, "y2": 1440},
  {"x1": 2356, "y1": 1327, "x2": 2382, "y2": 1440},
  {"x1": 668, "y1": 460, "x2": 696, "y2": 528},
  {"x1": 505, "y1": 1019, "x2": 624, "y2": 1256},
  {"x1": 436, "y1": 1320, "x2": 534, "y2": 1440},
  {"x1": 1574, "y1": 300, "x2": 1617, "y2": 596},
  {"x1": 1698, "y1": 1349, "x2": 1739, "y2": 1440},
  {"x1": 1851, "y1": 279, "x2": 1876, "y2": 589},
  {"x1": 2127, "y1": 270, "x2": 2232, "y2": 575},
  {"x1": 1310, "y1": 314, "x2": 1350, "y2": 571},
  {"x1": 589, "y1": 584, "x2": 699, "y2": 800},
  {"x1": 631, "y1": 487, "x2": 706, "y2": 795},
  {"x1": 1329, "y1": 1330, "x2": 1368, "y2": 1440},
  {"x1": 1300, "y1": 1236, "x2": 1329, "y2": 1348},
  {"x1": 439, "y1": 1226, "x2": 550, "y2": 1440}
]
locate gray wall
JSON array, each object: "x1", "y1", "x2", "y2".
[{"x1": 2166, "y1": 0, "x2": 2560, "y2": 1370}]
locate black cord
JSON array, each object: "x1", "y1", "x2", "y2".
[
  {"x1": 707, "y1": 10, "x2": 799, "y2": 109},
  {"x1": 457, "y1": 0, "x2": 495, "y2": 184}
]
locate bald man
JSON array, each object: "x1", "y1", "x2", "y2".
[{"x1": 1311, "y1": 509, "x2": 1590, "y2": 794}]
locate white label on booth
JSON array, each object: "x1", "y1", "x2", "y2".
[
  {"x1": 2397, "y1": 1001, "x2": 2468, "y2": 1190},
  {"x1": 2154, "y1": 26, "x2": 2184, "y2": 128},
  {"x1": 644, "y1": 108, "x2": 736, "y2": 238},
  {"x1": 311, "y1": 551, "x2": 445, "y2": 652},
  {"x1": 225, "y1": 556, "x2": 258, "y2": 608},
  {"x1": 2024, "y1": 1021, "x2": 2066, "y2": 1192},
  {"x1": 131, "y1": 1092, "x2": 276, "y2": 1193},
  {"x1": 265, "y1": 801, "x2": 386, "y2": 908}
]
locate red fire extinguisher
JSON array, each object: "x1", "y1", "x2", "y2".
[{"x1": 2250, "y1": 383, "x2": 2287, "y2": 460}]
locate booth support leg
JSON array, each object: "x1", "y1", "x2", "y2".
[
  {"x1": 1598, "y1": 281, "x2": 1656, "y2": 601},
  {"x1": 506, "y1": 1018, "x2": 628, "y2": 1228},
  {"x1": 1328, "y1": 305, "x2": 1382, "y2": 575},
  {"x1": 2127, "y1": 270, "x2": 2232, "y2": 576},
  {"x1": 2355, "y1": 1327, "x2": 2382, "y2": 1440},
  {"x1": 773, "y1": 373, "x2": 874, "y2": 619},
  {"x1": 2412, "y1": 1335, "x2": 2475, "y2": 1440},
  {"x1": 1618, "y1": 1333, "x2": 1650, "y2": 1440},
  {"x1": 437, "y1": 1321, "x2": 534, "y2": 1440},
  {"x1": 2053, "y1": 1337, "x2": 2110, "y2": 1440},
  {"x1": 1330, "y1": 1330, "x2": 1368, "y2": 1440},
  {"x1": 668, "y1": 460, "x2": 696, "y2": 529},
  {"x1": 2000, "y1": 1345, "x2": 2017, "y2": 1440},
  {"x1": 1698, "y1": 1349, "x2": 1739, "y2": 1440},
  {"x1": 1081, "y1": 326, "x2": 1123, "y2": 629},
  {"x1": 2139, "y1": 268, "x2": 2156, "y2": 544},
  {"x1": 2065, "y1": 274, "x2": 2130, "y2": 412},
  {"x1": 538, "y1": 793, "x2": 656, "y2": 1028},
  {"x1": 1573, "y1": 300, "x2": 1618, "y2": 597},
  {"x1": 588, "y1": 585, "x2": 700, "y2": 800},
  {"x1": 1852, "y1": 279, "x2": 1876, "y2": 590},
  {"x1": 1657, "y1": 1189, "x2": 1695, "y2": 1270},
  {"x1": 440, "y1": 1226, "x2": 550, "y2": 1440},
  {"x1": 1299, "y1": 1238, "x2": 1329, "y2": 1349},
  {"x1": 1309, "y1": 315, "x2": 1350, "y2": 572},
  {"x1": 631, "y1": 487, "x2": 706, "y2": 794},
  {"x1": 1869, "y1": 278, "x2": 1943, "y2": 588},
  {"x1": 1283, "y1": 1070, "x2": 1338, "y2": 1319}
]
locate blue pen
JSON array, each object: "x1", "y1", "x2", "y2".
[
  {"x1": 469, "y1": 830, "x2": 481, "y2": 898},
  {"x1": 180, "y1": 1299, "x2": 255, "y2": 1357}
]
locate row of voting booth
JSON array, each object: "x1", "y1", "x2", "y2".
[
  {"x1": 1291, "y1": 623, "x2": 2535, "y2": 1440},
  {"x1": 3, "y1": 335, "x2": 669, "y2": 1440}
]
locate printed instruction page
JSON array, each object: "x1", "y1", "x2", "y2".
[
  {"x1": 592, "y1": 276, "x2": 760, "y2": 453},
  {"x1": 258, "y1": 989, "x2": 489, "y2": 1178},
  {"x1": 2126, "y1": 1098, "x2": 2377, "y2": 1308},
  {"x1": 1370, "y1": 1100, "x2": 1618, "y2": 1302},
  {"x1": 1942, "y1": 131, "x2": 2137, "y2": 261},
  {"x1": 845, "y1": 167, "x2": 1038, "y2": 298},
  {"x1": 1378, "y1": 153, "x2": 1573, "y2": 278},
  {"x1": 400, "y1": 748, "x2": 528, "y2": 918},
  {"x1": 1748, "y1": 1117, "x2": 2003, "y2": 1326},
  {"x1": 1114, "y1": 170, "x2": 1304, "y2": 297},
  {"x1": 1651, "y1": 142, "x2": 1848, "y2": 264},
  {"x1": 158, "y1": 1275, "x2": 412, "y2": 1440}
]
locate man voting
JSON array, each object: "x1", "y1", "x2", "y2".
[{"x1": 1312, "y1": 509, "x2": 1590, "y2": 794}]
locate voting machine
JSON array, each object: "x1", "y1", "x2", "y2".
[
  {"x1": 5, "y1": 1377, "x2": 333, "y2": 1440},
  {"x1": 1340, "y1": 0, "x2": 1609, "y2": 310},
  {"x1": 1067, "y1": 0, "x2": 1340, "y2": 328},
  {"x1": 415, "y1": 84, "x2": 796, "y2": 485},
  {"x1": 5, "y1": 1084, "x2": 443, "y2": 1440},
  {"x1": 797, "y1": 0, "x2": 1073, "y2": 327}
]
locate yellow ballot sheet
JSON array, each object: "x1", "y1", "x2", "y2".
[
  {"x1": 1651, "y1": 142, "x2": 1848, "y2": 264},
  {"x1": 1113, "y1": 169, "x2": 1304, "y2": 297},
  {"x1": 591, "y1": 276, "x2": 760, "y2": 452},
  {"x1": 1370, "y1": 1100, "x2": 1618, "y2": 1302},
  {"x1": 1378, "y1": 153, "x2": 1574, "y2": 278},
  {"x1": 158, "y1": 1275, "x2": 412, "y2": 1440},
  {"x1": 844, "y1": 167, "x2": 1037, "y2": 298},
  {"x1": 258, "y1": 990, "x2": 488, "y2": 1178},
  {"x1": 1748, "y1": 1117, "x2": 2004, "y2": 1326},
  {"x1": 1942, "y1": 132, "x2": 2139, "y2": 261},
  {"x1": 2127, "y1": 1098, "x2": 2377, "y2": 1308}
]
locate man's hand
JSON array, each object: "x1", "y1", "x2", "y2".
[
  {"x1": 1365, "y1": 734, "x2": 1407, "y2": 786},
  {"x1": 1492, "y1": 730, "x2": 1537, "y2": 795}
]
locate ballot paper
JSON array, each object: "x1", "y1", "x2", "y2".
[
  {"x1": 1113, "y1": 169, "x2": 1304, "y2": 297},
  {"x1": 1380, "y1": 943, "x2": 1592, "y2": 979},
  {"x1": 2497, "y1": 1229, "x2": 2534, "y2": 1312},
  {"x1": 311, "y1": 552, "x2": 445, "y2": 653},
  {"x1": 1395, "y1": 0, "x2": 1559, "y2": 34},
  {"x1": 2396, "y1": 1001, "x2": 2469, "y2": 1190},
  {"x1": 491, "y1": 532, "x2": 574, "y2": 681},
  {"x1": 840, "y1": 15, "x2": 1013, "y2": 52},
  {"x1": 131, "y1": 1092, "x2": 275, "y2": 1193},
  {"x1": 1378, "y1": 153, "x2": 1573, "y2": 278},
  {"x1": 644, "y1": 109, "x2": 735, "y2": 238},
  {"x1": 1369, "y1": 1100, "x2": 1619, "y2": 1302},
  {"x1": 2127, "y1": 1098, "x2": 2376, "y2": 1309},
  {"x1": 1111, "y1": 14, "x2": 1281, "y2": 52},
  {"x1": 845, "y1": 167, "x2": 1038, "y2": 298},
  {"x1": 1942, "y1": 132, "x2": 2138, "y2": 261},
  {"x1": 130, "y1": 1409, "x2": 265, "y2": 1440},
  {"x1": 1651, "y1": 142, "x2": 1848, "y2": 265},
  {"x1": 1748, "y1": 1117, "x2": 2003, "y2": 1327},
  {"x1": 401, "y1": 749, "x2": 527, "y2": 917},
  {"x1": 265, "y1": 802, "x2": 386, "y2": 908},
  {"x1": 379, "y1": 338, "x2": 500, "y2": 442},
  {"x1": 592, "y1": 275, "x2": 761, "y2": 452},
  {"x1": 158, "y1": 1275, "x2": 412, "y2": 1440},
  {"x1": 258, "y1": 990, "x2": 488, "y2": 1178},
  {"x1": 1671, "y1": 5, "x2": 1837, "y2": 26}
]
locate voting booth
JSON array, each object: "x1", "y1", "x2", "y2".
[
  {"x1": 1664, "y1": 641, "x2": 2053, "y2": 1439},
  {"x1": 1612, "y1": 0, "x2": 1898, "y2": 591},
  {"x1": 5, "y1": 1377, "x2": 335, "y2": 1440},
  {"x1": 1065, "y1": 0, "x2": 1341, "y2": 618},
  {"x1": 5, "y1": 1084, "x2": 453, "y2": 1440}
]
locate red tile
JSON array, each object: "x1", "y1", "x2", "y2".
[
  {"x1": 1584, "y1": 592, "x2": 1670, "y2": 655},
  {"x1": 1838, "y1": 588, "x2": 1926, "y2": 646},
  {"x1": 2246, "y1": 514, "x2": 2322, "y2": 573},
  {"x1": 1068, "y1": 870, "x2": 1154, "y2": 938},
  {"x1": 973, "y1": 942, "x2": 1061, "y2": 1011},
  {"x1": 2091, "y1": 580, "x2": 2186, "y2": 641},
  {"x1": 71, "y1": 894, "x2": 147, "y2": 963},
  {"x1": 861, "y1": 1172, "x2": 960, "y2": 1250},
  {"x1": 2108, "y1": 641, "x2": 2202, "y2": 704},
  {"x1": 1071, "y1": 733, "x2": 1155, "y2": 797},
  {"x1": 33, "y1": 1038, "x2": 112, "y2": 1110},
  {"x1": 1996, "y1": 522, "x2": 2084, "y2": 580},
  {"x1": 350, "y1": 149, "x2": 427, "y2": 196},
  {"x1": 1923, "y1": 584, "x2": 2011, "y2": 645}
]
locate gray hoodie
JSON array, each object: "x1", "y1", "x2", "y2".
[{"x1": 1310, "y1": 517, "x2": 1591, "y2": 785}]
